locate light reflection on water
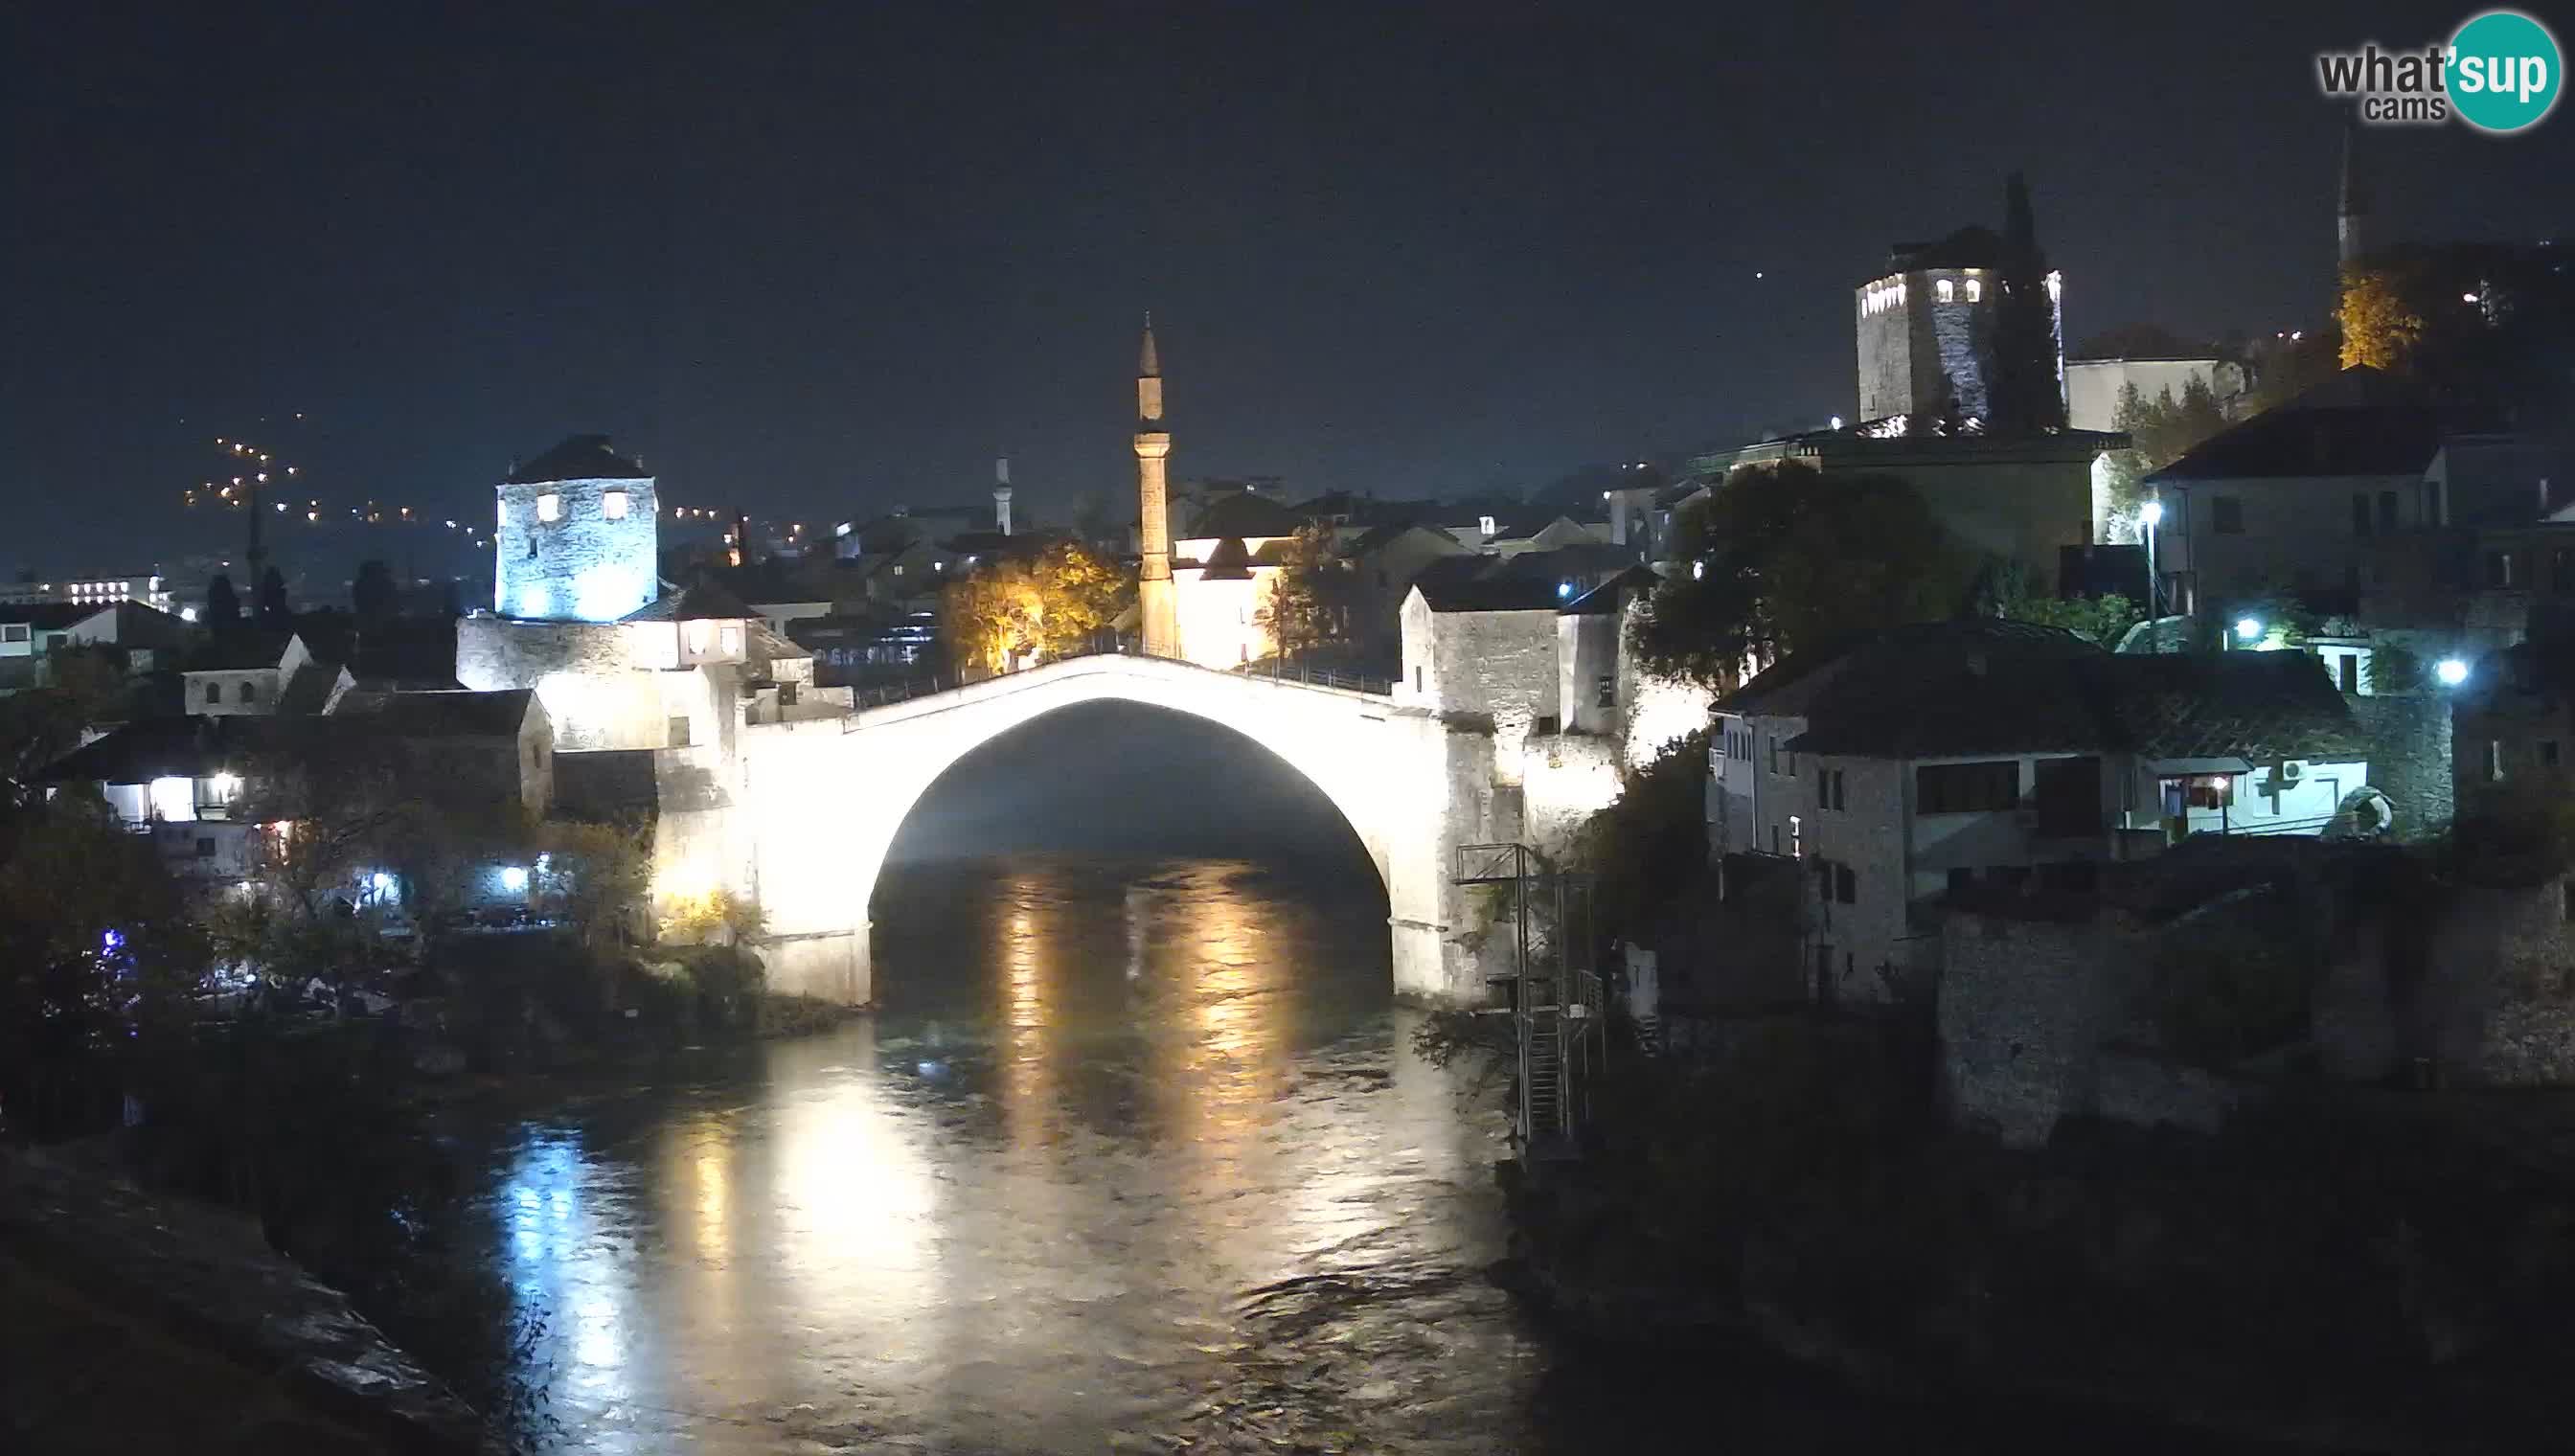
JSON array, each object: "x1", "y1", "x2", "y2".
[
  {"x1": 462, "y1": 854, "x2": 2153, "y2": 1454},
  {"x1": 471, "y1": 855, "x2": 1517, "y2": 1452}
]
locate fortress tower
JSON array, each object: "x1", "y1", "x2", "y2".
[
  {"x1": 1133, "y1": 315, "x2": 1181, "y2": 658},
  {"x1": 493, "y1": 433, "x2": 658, "y2": 623}
]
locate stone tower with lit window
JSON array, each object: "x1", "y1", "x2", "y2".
[
  {"x1": 1855, "y1": 229, "x2": 2062, "y2": 428},
  {"x1": 493, "y1": 433, "x2": 660, "y2": 623},
  {"x1": 1134, "y1": 316, "x2": 1181, "y2": 658}
]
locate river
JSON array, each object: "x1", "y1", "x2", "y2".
[{"x1": 422, "y1": 851, "x2": 2222, "y2": 1453}]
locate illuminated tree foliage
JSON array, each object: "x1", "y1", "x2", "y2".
[
  {"x1": 2099, "y1": 376, "x2": 2229, "y2": 531},
  {"x1": 1629, "y1": 463, "x2": 1972, "y2": 690},
  {"x1": 1254, "y1": 522, "x2": 1350, "y2": 663},
  {"x1": 940, "y1": 540, "x2": 1132, "y2": 674},
  {"x1": 2338, "y1": 264, "x2": 2427, "y2": 372}
]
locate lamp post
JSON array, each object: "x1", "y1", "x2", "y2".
[{"x1": 2140, "y1": 497, "x2": 2164, "y2": 649}]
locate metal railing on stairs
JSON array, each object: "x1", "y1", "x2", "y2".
[{"x1": 1455, "y1": 842, "x2": 1604, "y2": 1157}]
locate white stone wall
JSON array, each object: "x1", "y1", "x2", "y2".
[
  {"x1": 495, "y1": 474, "x2": 659, "y2": 623},
  {"x1": 1172, "y1": 569, "x2": 1274, "y2": 669},
  {"x1": 1558, "y1": 614, "x2": 1619, "y2": 737},
  {"x1": 1402, "y1": 600, "x2": 1557, "y2": 785},
  {"x1": 1522, "y1": 732, "x2": 1624, "y2": 863}
]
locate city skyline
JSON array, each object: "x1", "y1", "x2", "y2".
[{"x1": 7, "y1": 1, "x2": 2572, "y2": 575}]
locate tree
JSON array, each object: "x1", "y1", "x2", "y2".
[
  {"x1": 0, "y1": 647, "x2": 132, "y2": 825},
  {"x1": 2339, "y1": 263, "x2": 2427, "y2": 371},
  {"x1": 1986, "y1": 171, "x2": 2067, "y2": 435},
  {"x1": 352, "y1": 559, "x2": 397, "y2": 628},
  {"x1": 1254, "y1": 522, "x2": 1349, "y2": 663},
  {"x1": 2098, "y1": 377, "x2": 2230, "y2": 535},
  {"x1": 536, "y1": 817, "x2": 652, "y2": 951},
  {"x1": 0, "y1": 796, "x2": 206, "y2": 1136},
  {"x1": 1629, "y1": 463, "x2": 1974, "y2": 689},
  {"x1": 205, "y1": 572, "x2": 241, "y2": 626},
  {"x1": 227, "y1": 741, "x2": 409, "y2": 990},
  {"x1": 1993, "y1": 565, "x2": 2141, "y2": 648},
  {"x1": 256, "y1": 566, "x2": 291, "y2": 627},
  {"x1": 1571, "y1": 730, "x2": 1712, "y2": 942},
  {"x1": 938, "y1": 540, "x2": 1132, "y2": 674}
]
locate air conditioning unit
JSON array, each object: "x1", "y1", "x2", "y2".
[{"x1": 2277, "y1": 761, "x2": 2306, "y2": 785}]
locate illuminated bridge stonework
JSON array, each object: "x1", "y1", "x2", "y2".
[{"x1": 736, "y1": 654, "x2": 1511, "y2": 1008}]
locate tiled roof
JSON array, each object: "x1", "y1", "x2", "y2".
[
  {"x1": 507, "y1": 434, "x2": 646, "y2": 484},
  {"x1": 330, "y1": 688, "x2": 536, "y2": 739},
  {"x1": 1184, "y1": 492, "x2": 1309, "y2": 540},
  {"x1": 1411, "y1": 556, "x2": 1563, "y2": 613},
  {"x1": 2142, "y1": 368, "x2": 2477, "y2": 484},
  {"x1": 2100, "y1": 652, "x2": 2371, "y2": 762},
  {"x1": 1732, "y1": 620, "x2": 2366, "y2": 762},
  {"x1": 1561, "y1": 565, "x2": 1664, "y2": 616},
  {"x1": 182, "y1": 628, "x2": 295, "y2": 672},
  {"x1": 623, "y1": 581, "x2": 755, "y2": 622}
]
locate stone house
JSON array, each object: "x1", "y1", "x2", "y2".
[
  {"x1": 2144, "y1": 366, "x2": 2534, "y2": 625},
  {"x1": 2452, "y1": 634, "x2": 2575, "y2": 792},
  {"x1": 179, "y1": 630, "x2": 353, "y2": 717},
  {"x1": 1713, "y1": 622, "x2": 2371, "y2": 1004}
]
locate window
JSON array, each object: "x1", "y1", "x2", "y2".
[
  {"x1": 195, "y1": 837, "x2": 216, "y2": 858},
  {"x1": 1414, "y1": 667, "x2": 1424, "y2": 693},
  {"x1": 0, "y1": 624, "x2": 26, "y2": 644},
  {"x1": 536, "y1": 492, "x2": 561, "y2": 522},
  {"x1": 239, "y1": 682, "x2": 258, "y2": 704},
  {"x1": 1947, "y1": 866, "x2": 1974, "y2": 896},
  {"x1": 1915, "y1": 761, "x2": 2018, "y2": 814},
  {"x1": 2378, "y1": 490, "x2": 2400, "y2": 532},
  {"x1": 2542, "y1": 739, "x2": 2562, "y2": 769},
  {"x1": 2210, "y1": 496, "x2": 2245, "y2": 535},
  {"x1": 2487, "y1": 551, "x2": 2518, "y2": 588},
  {"x1": 1766, "y1": 737, "x2": 1777, "y2": 774},
  {"x1": 669, "y1": 716, "x2": 693, "y2": 748},
  {"x1": 2554, "y1": 550, "x2": 2575, "y2": 595},
  {"x1": 1815, "y1": 767, "x2": 1845, "y2": 810},
  {"x1": 2030, "y1": 756, "x2": 2103, "y2": 837},
  {"x1": 2338, "y1": 653, "x2": 2359, "y2": 694},
  {"x1": 1789, "y1": 814, "x2": 1802, "y2": 858},
  {"x1": 2352, "y1": 492, "x2": 2373, "y2": 536},
  {"x1": 1834, "y1": 863, "x2": 1856, "y2": 904},
  {"x1": 1965, "y1": 278, "x2": 1982, "y2": 303},
  {"x1": 2160, "y1": 774, "x2": 2235, "y2": 811},
  {"x1": 1936, "y1": 278, "x2": 1955, "y2": 303},
  {"x1": 204, "y1": 681, "x2": 223, "y2": 704},
  {"x1": 2427, "y1": 480, "x2": 2445, "y2": 525},
  {"x1": 1595, "y1": 674, "x2": 1616, "y2": 709},
  {"x1": 720, "y1": 625, "x2": 742, "y2": 656},
  {"x1": 603, "y1": 489, "x2": 629, "y2": 520}
]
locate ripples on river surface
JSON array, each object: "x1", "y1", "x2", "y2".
[{"x1": 455, "y1": 854, "x2": 2199, "y2": 1453}]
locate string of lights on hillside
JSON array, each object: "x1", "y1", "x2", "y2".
[{"x1": 180, "y1": 425, "x2": 819, "y2": 563}]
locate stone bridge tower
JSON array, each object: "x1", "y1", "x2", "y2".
[{"x1": 1134, "y1": 315, "x2": 1181, "y2": 658}]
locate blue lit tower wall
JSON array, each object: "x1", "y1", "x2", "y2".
[
  {"x1": 1854, "y1": 265, "x2": 2063, "y2": 427},
  {"x1": 494, "y1": 469, "x2": 660, "y2": 622}
]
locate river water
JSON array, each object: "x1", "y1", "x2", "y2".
[{"x1": 445, "y1": 853, "x2": 2169, "y2": 1453}]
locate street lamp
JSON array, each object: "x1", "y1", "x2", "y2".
[
  {"x1": 2140, "y1": 497, "x2": 2164, "y2": 641},
  {"x1": 2436, "y1": 657, "x2": 2470, "y2": 687},
  {"x1": 2235, "y1": 617, "x2": 2265, "y2": 644}
]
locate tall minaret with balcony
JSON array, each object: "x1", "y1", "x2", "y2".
[{"x1": 1133, "y1": 314, "x2": 1181, "y2": 658}]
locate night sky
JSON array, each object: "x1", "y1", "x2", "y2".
[{"x1": 6, "y1": 2, "x2": 2571, "y2": 578}]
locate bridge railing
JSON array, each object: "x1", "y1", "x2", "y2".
[
  {"x1": 1226, "y1": 660, "x2": 1395, "y2": 695},
  {"x1": 839, "y1": 647, "x2": 1394, "y2": 711}
]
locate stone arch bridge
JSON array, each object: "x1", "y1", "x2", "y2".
[{"x1": 728, "y1": 654, "x2": 1512, "y2": 1007}]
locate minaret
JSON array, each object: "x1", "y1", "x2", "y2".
[
  {"x1": 992, "y1": 455, "x2": 1014, "y2": 536},
  {"x1": 1133, "y1": 313, "x2": 1180, "y2": 658},
  {"x1": 2336, "y1": 125, "x2": 2369, "y2": 270}
]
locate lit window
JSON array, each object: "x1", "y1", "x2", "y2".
[
  {"x1": 536, "y1": 492, "x2": 562, "y2": 522},
  {"x1": 603, "y1": 489, "x2": 628, "y2": 520},
  {"x1": 498, "y1": 499, "x2": 509, "y2": 530},
  {"x1": 686, "y1": 619, "x2": 711, "y2": 653},
  {"x1": 719, "y1": 625, "x2": 741, "y2": 655},
  {"x1": 1936, "y1": 279, "x2": 1955, "y2": 303},
  {"x1": 1966, "y1": 278, "x2": 1983, "y2": 303}
]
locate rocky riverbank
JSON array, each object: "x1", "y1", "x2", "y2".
[
  {"x1": 0, "y1": 1146, "x2": 497, "y2": 1453},
  {"x1": 1497, "y1": 1021, "x2": 2575, "y2": 1454}
]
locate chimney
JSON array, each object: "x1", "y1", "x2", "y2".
[{"x1": 993, "y1": 456, "x2": 1014, "y2": 536}]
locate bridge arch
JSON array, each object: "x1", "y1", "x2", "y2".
[{"x1": 735, "y1": 655, "x2": 1483, "y2": 1007}]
